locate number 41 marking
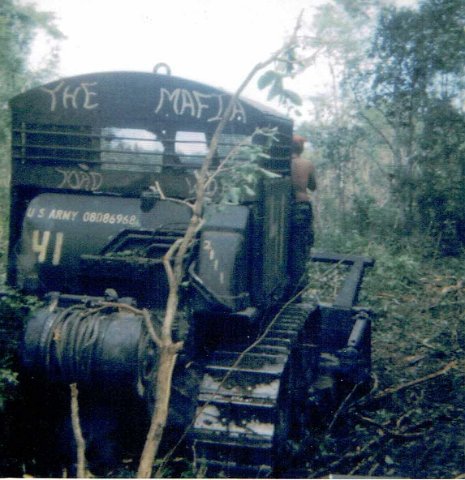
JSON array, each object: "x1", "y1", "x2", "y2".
[{"x1": 32, "y1": 230, "x2": 64, "y2": 266}]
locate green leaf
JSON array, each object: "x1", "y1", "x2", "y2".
[
  {"x1": 267, "y1": 82, "x2": 281, "y2": 101},
  {"x1": 282, "y1": 89, "x2": 302, "y2": 106},
  {"x1": 259, "y1": 167, "x2": 280, "y2": 178},
  {"x1": 257, "y1": 70, "x2": 280, "y2": 90},
  {"x1": 226, "y1": 187, "x2": 240, "y2": 204},
  {"x1": 384, "y1": 455, "x2": 394, "y2": 465},
  {"x1": 244, "y1": 185, "x2": 256, "y2": 196}
]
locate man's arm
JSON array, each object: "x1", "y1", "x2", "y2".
[{"x1": 307, "y1": 161, "x2": 317, "y2": 192}]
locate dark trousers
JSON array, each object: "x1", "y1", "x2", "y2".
[{"x1": 288, "y1": 202, "x2": 314, "y2": 296}]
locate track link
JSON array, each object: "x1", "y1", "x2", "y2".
[{"x1": 190, "y1": 303, "x2": 318, "y2": 477}]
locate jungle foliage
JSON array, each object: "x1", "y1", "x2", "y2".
[
  {"x1": 0, "y1": 0, "x2": 62, "y2": 419},
  {"x1": 0, "y1": 0, "x2": 61, "y2": 269},
  {"x1": 300, "y1": 0, "x2": 465, "y2": 255},
  {"x1": 0, "y1": 0, "x2": 62, "y2": 176},
  {"x1": 295, "y1": 1, "x2": 465, "y2": 477}
]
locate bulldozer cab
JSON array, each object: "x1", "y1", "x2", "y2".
[
  {"x1": 8, "y1": 71, "x2": 294, "y2": 309},
  {"x1": 6, "y1": 71, "x2": 375, "y2": 478}
]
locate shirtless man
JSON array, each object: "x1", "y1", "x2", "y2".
[
  {"x1": 288, "y1": 134, "x2": 317, "y2": 297},
  {"x1": 291, "y1": 135, "x2": 316, "y2": 201}
]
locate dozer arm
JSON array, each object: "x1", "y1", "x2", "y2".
[
  {"x1": 310, "y1": 251, "x2": 375, "y2": 384},
  {"x1": 311, "y1": 251, "x2": 375, "y2": 309}
]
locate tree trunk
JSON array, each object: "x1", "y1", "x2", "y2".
[{"x1": 137, "y1": 344, "x2": 180, "y2": 478}]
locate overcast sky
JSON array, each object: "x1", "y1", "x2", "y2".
[
  {"x1": 31, "y1": 0, "x2": 321, "y2": 106},
  {"x1": 30, "y1": 0, "x2": 416, "y2": 116}
]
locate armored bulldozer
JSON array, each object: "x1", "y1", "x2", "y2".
[{"x1": 5, "y1": 71, "x2": 374, "y2": 477}]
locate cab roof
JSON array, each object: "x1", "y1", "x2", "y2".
[{"x1": 9, "y1": 71, "x2": 293, "y2": 136}]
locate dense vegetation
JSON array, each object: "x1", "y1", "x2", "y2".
[
  {"x1": 1, "y1": 0, "x2": 464, "y2": 477},
  {"x1": 298, "y1": 0, "x2": 465, "y2": 254},
  {"x1": 294, "y1": 2, "x2": 465, "y2": 475},
  {"x1": 0, "y1": 0, "x2": 61, "y2": 471}
]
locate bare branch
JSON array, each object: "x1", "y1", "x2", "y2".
[
  {"x1": 327, "y1": 382, "x2": 362, "y2": 432},
  {"x1": 152, "y1": 181, "x2": 166, "y2": 200},
  {"x1": 163, "y1": 238, "x2": 184, "y2": 290},
  {"x1": 138, "y1": 14, "x2": 304, "y2": 477},
  {"x1": 357, "y1": 108, "x2": 397, "y2": 157}
]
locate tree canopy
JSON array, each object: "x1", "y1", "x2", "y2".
[
  {"x1": 0, "y1": 0, "x2": 63, "y2": 154},
  {"x1": 296, "y1": 0, "x2": 465, "y2": 253}
]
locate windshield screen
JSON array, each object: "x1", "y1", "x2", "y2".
[{"x1": 13, "y1": 123, "x2": 250, "y2": 172}]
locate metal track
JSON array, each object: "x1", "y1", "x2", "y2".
[{"x1": 190, "y1": 303, "x2": 317, "y2": 478}]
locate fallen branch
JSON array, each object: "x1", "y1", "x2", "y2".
[
  {"x1": 348, "y1": 451, "x2": 378, "y2": 476},
  {"x1": 368, "y1": 461, "x2": 380, "y2": 476},
  {"x1": 355, "y1": 414, "x2": 425, "y2": 439},
  {"x1": 395, "y1": 407, "x2": 422, "y2": 430},
  {"x1": 371, "y1": 360, "x2": 457, "y2": 401}
]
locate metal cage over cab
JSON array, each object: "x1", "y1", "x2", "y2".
[{"x1": 9, "y1": 71, "x2": 293, "y2": 197}]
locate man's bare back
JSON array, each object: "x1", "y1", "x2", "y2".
[{"x1": 291, "y1": 135, "x2": 316, "y2": 201}]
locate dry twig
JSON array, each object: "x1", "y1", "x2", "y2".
[
  {"x1": 70, "y1": 383, "x2": 89, "y2": 478},
  {"x1": 327, "y1": 382, "x2": 362, "y2": 432},
  {"x1": 311, "y1": 435, "x2": 383, "y2": 478}
]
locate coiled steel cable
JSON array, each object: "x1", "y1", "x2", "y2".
[{"x1": 43, "y1": 304, "x2": 107, "y2": 383}]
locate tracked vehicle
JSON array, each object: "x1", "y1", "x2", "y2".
[{"x1": 6, "y1": 70, "x2": 374, "y2": 477}]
